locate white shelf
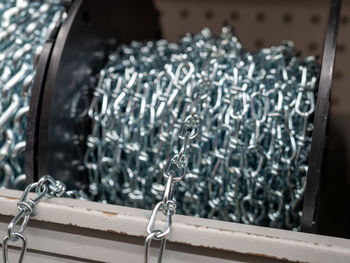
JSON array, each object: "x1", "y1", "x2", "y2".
[{"x1": 1, "y1": 189, "x2": 350, "y2": 262}]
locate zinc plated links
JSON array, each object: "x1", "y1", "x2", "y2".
[
  {"x1": 84, "y1": 26, "x2": 320, "y2": 230},
  {"x1": 144, "y1": 84, "x2": 200, "y2": 262},
  {"x1": 1, "y1": 175, "x2": 88, "y2": 263},
  {"x1": 2, "y1": 175, "x2": 66, "y2": 263},
  {"x1": 0, "y1": 0, "x2": 66, "y2": 189}
]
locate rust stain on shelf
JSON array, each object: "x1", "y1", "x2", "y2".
[
  {"x1": 82, "y1": 207, "x2": 119, "y2": 217},
  {"x1": 184, "y1": 221, "x2": 283, "y2": 240},
  {"x1": 180, "y1": 221, "x2": 327, "y2": 248},
  {"x1": 4, "y1": 196, "x2": 18, "y2": 201},
  {"x1": 102, "y1": 211, "x2": 118, "y2": 217}
]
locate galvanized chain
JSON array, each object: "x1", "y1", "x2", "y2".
[
  {"x1": 144, "y1": 76, "x2": 200, "y2": 262},
  {"x1": 84, "y1": 26, "x2": 319, "y2": 231},
  {"x1": 2, "y1": 175, "x2": 66, "y2": 263},
  {"x1": 0, "y1": 0, "x2": 66, "y2": 189}
]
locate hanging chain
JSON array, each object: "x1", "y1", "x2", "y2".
[
  {"x1": 2, "y1": 175, "x2": 66, "y2": 263},
  {"x1": 144, "y1": 75, "x2": 200, "y2": 262}
]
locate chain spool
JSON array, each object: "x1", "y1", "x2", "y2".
[
  {"x1": 82, "y1": 26, "x2": 320, "y2": 230},
  {"x1": 0, "y1": 0, "x2": 341, "y2": 236}
]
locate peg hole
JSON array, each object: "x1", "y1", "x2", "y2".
[
  {"x1": 310, "y1": 14, "x2": 320, "y2": 24},
  {"x1": 282, "y1": 13, "x2": 293, "y2": 24},
  {"x1": 205, "y1": 10, "x2": 214, "y2": 20},
  {"x1": 338, "y1": 43, "x2": 346, "y2": 53},
  {"x1": 256, "y1": 12, "x2": 266, "y2": 23},
  {"x1": 307, "y1": 42, "x2": 318, "y2": 52},
  {"x1": 333, "y1": 70, "x2": 343, "y2": 81},
  {"x1": 341, "y1": 15, "x2": 348, "y2": 25},
  {"x1": 230, "y1": 11, "x2": 239, "y2": 22},
  {"x1": 180, "y1": 9, "x2": 189, "y2": 19}
]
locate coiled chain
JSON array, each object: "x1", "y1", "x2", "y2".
[
  {"x1": 0, "y1": 0, "x2": 66, "y2": 189},
  {"x1": 84, "y1": 26, "x2": 319, "y2": 231},
  {"x1": 0, "y1": 2, "x2": 321, "y2": 262}
]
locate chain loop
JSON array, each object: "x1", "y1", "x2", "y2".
[
  {"x1": 2, "y1": 233, "x2": 27, "y2": 263},
  {"x1": 144, "y1": 90, "x2": 199, "y2": 262},
  {"x1": 2, "y1": 175, "x2": 67, "y2": 263}
]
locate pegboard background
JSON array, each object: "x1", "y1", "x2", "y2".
[{"x1": 154, "y1": 0, "x2": 349, "y2": 115}]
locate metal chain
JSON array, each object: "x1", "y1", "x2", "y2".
[
  {"x1": 144, "y1": 86, "x2": 200, "y2": 262},
  {"x1": 2, "y1": 175, "x2": 66, "y2": 263},
  {"x1": 0, "y1": 0, "x2": 66, "y2": 189},
  {"x1": 84, "y1": 26, "x2": 319, "y2": 231}
]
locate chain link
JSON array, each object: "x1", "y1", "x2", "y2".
[
  {"x1": 144, "y1": 108, "x2": 199, "y2": 262},
  {"x1": 2, "y1": 175, "x2": 66, "y2": 263}
]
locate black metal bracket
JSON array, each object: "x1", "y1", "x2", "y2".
[
  {"x1": 25, "y1": 8, "x2": 68, "y2": 185},
  {"x1": 301, "y1": 0, "x2": 342, "y2": 233}
]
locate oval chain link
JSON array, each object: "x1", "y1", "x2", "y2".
[{"x1": 2, "y1": 175, "x2": 67, "y2": 263}]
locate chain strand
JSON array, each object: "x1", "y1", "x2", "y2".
[{"x1": 2, "y1": 175, "x2": 66, "y2": 263}]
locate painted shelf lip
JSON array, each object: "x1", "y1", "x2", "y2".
[{"x1": 1, "y1": 188, "x2": 350, "y2": 263}]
